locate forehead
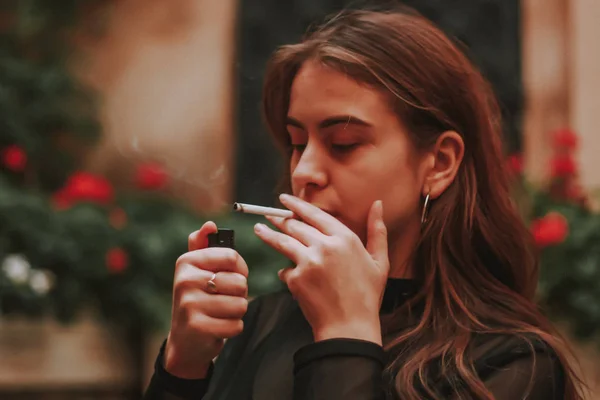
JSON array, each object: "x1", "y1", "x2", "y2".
[{"x1": 288, "y1": 61, "x2": 392, "y2": 121}]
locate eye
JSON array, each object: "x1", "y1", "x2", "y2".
[
  {"x1": 290, "y1": 144, "x2": 306, "y2": 152},
  {"x1": 331, "y1": 143, "x2": 359, "y2": 152}
]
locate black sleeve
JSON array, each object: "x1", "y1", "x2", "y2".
[
  {"x1": 292, "y1": 338, "x2": 387, "y2": 400},
  {"x1": 143, "y1": 295, "x2": 266, "y2": 400},
  {"x1": 439, "y1": 338, "x2": 566, "y2": 400},
  {"x1": 143, "y1": 339, "x2": 213, "y2": 400}
]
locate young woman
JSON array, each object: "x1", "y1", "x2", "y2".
[{"x1": 144, "y1": 6, "x2": 583, "y2": 400}]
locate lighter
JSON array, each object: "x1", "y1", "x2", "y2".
[{"x1": 207, "y1": 228, "x2": 235, "y2": 249}]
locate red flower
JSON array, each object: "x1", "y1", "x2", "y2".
[
  {"x1": 106, "y1": 247, "x2": 128, "y2": 273},
  {"x1": 506, "y1": 154, "x2": 523, "y2": 175},
  {"x1": 135, "y1": 163, "x2": 167, "y2": 190},
  {"x1": 531, "y1": 212, "x2": 569, "y2": 247},
  {"x1": 550, "y1": 155, "x2": 577, "y2": 178},
  {"x1": 1, "y1": 145, "x2": 27, "y2": 172},
  {"x1": 53, "y1": 171, "x2": 114, "y2": 209},
  {"x1": 553, "y1": 129, "x2": 578, "y2": 149}
]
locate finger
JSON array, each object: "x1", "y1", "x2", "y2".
[
  {"x1": 278, "y1": 194, "x2": 344, "y2": 235},
  {"x1": 177, "y1": 290, "x2": 248, "y2": 320},
  {"x1": 199, "y1": 293, "x2": 249, "y2": 319},
  {"x1": 174, "y1": 265, "x2": 248, "y2": 297},
  {"x1": 205, "y1": 317, "x2": 245, "y2": 339},
  {"x1": 254, "y1": 223, "x2": 305, "y2": 264},
  {"x1": 189, "y1": 314, "x2": 244, "y2": 339},
  {"x1": 277, "y1": 267, "x2": 300, "y2": 294},
  {"x1": 366, "y1": 200, "x2": 389, "y2": 270},
  {"x1": 202, "y1": 271, "x2": 248, "y2": 297},
  {"x1": 178, "y1": 247, "x2": 249, "y2": 277},
  {"x1": 188, "y1": 221, "x2": 218, "y2": 251},
  {"x1": 265, "y1": 215, "x2": 323, "y2": 246}
]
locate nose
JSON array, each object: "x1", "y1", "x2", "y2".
[{"x1": 291, "y1": 142, "x2": 328, "y2": 193}]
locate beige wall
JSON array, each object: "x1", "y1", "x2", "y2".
[
  {"x1": 569, "y1": 0, "x2": 600, "y2": 190},
  {"x1": 523, "y1": 0, "x2": 600, "y2": 191},
  {"x1": 81, "y1": 0, "x2": 238, "y2": 213},
  {"x1": 522, "y1": 0, "x2": 571, "y2": 181}
]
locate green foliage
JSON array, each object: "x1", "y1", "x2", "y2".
[
  {"x1": 0, "y1": 172, "x2": 287, "y2": 332},
  {"x1": 531, "y1": 193, "x2": 600, "y2": 340},
  {"x1": 0, "y1": 0, "x2": 102, "y2": 191}
]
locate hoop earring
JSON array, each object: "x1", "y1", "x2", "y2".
[{"x1": 421, "y1": 193, "x2": 430, "y2": 224}]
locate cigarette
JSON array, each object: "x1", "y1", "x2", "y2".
[{"x1": 232, "y1": 202, "x2": 294, "y2": 218}]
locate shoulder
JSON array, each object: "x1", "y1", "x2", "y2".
[
  {"x1": 471, "y1": 332, "x2": 569, "y2": 398},
  {"x1": 423, "y1": 333, "x2": 567, "y2": 399}
]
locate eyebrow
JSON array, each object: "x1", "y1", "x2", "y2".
[{"x1": 286, "y1": 115, "x2": 372, "y2": 130}]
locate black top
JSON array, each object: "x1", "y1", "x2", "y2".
[{"x1": 143, "y1": 279, "x2": 565, "y2": 399}]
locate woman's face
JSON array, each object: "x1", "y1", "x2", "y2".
[{"x1": 286, "y1": 60, "x2": 428, "y2": 243}]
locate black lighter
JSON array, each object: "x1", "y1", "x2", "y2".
[{"x1": 207, "y1": 228, "x2": 235, "y2": 249}]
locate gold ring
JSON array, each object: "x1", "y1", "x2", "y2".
[{"x1": 206, "y1": 272, "x2": 218, "y2": 294}]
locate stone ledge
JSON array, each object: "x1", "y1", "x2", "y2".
[{"x1": 0, "y1": 316, "x2": 136, "y2": 390}]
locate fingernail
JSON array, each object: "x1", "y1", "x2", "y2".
[
  {"x1": 279, "y1": 193, "x2": 291, "y2": 202},
  {"x1": 254, "y1": 223, "x2": 264, "y2": 232},
  {"x1": 375, "y1": 200, "x2": 383, "y2": 215}
]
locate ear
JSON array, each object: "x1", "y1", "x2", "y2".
[{"x1": 422, "y1": 131, "x2": 464, "y2": 199}]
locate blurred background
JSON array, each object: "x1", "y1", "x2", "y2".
[{"x1": 0, "y1": 0, "x2": 599, "y2": 398}]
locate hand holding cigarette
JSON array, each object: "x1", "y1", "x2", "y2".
[{"x1": 252, "y1": 194, "x2": 390, "y2": 345}]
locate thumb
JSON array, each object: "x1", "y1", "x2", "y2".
[
  {"x1": 366, "y1": 200, "x2": 388, "y2": 268},
  {"x1": 188, "y1": 221, "x2": 218, "y2": 251}
]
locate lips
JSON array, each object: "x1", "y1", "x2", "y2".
[
  {"x1": 303, "y1": 200, "x2": 338, "y2": 218},
  {"x1": 321, "y1": 209, "x2": 341, "y2": 220}
]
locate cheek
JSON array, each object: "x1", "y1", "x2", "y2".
[
  {"x1": 381, "y1": 172, "x2": 423, "y2": 232},
  {"x1": 360, "y1": 159, "x2": 422, "y2": 224},
  {"x1": 333, "y1": 165, "x2": 419, "y2": 238}
]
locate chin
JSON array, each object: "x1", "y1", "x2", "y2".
[
  {"x1": 342, "y1": 218, "x2": 367, "y2": 241},
  {"x1": 332, "y1": 213, "x2": 351, "y2": 228}
]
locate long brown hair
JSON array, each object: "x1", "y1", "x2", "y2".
[{"x1": 261, "y1": 6, "x2": 583, "y2": 400}]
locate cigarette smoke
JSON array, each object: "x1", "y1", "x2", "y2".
[{"x1": 117, "y1": 133, "x2": 231, "y2": 209}]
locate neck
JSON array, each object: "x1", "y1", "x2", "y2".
[{"x1": 387, "y1": 218, "x2": 421, "y2": 279}]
